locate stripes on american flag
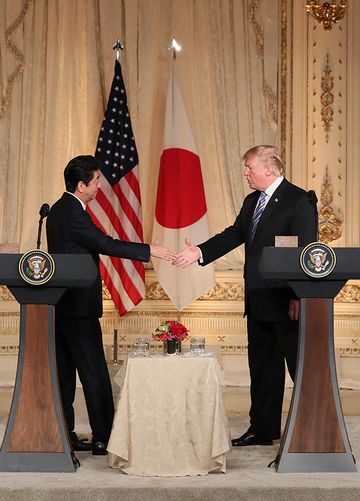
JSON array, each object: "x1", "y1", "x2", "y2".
[{"x1": 88, "y1": 59, "x2": 145, "y2": 316}]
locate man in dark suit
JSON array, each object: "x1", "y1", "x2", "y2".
[
  {"x1": 173, "y1": 145, "x2": 317, "y2": 446},
  {"x1": 47, "y1": 155, "x2": 175, "y2": 455}
]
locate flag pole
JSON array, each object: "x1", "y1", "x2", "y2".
[{"x1": 112, "y1": 39, "x2": 124, "y2": 61}]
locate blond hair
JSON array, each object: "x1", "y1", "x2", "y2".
[{"x1": 243, "y1": 145, "x2": 284, "y2": 176}]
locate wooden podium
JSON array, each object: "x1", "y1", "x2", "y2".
[
  {"x1": 259, "y1": 247, "x2": 360, "y2": 473},
  {"x1": 0, "y1": 254, "x2": 97, "y2": 472}
]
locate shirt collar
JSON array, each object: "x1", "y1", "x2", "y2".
[
  {"x1": 66, "y1": 191, "x2": 86, "y2": 210},
  {"x1": 264, "y1": 176, "x2": 284, "y2": 199}
]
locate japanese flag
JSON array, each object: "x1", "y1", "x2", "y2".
[{"x1": 152, "y1": 62, "x2": 215, "y2": 310}]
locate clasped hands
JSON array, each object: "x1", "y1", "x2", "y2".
[{"x1": 150, "y1": 238, "x2": 199, "y2": 268}]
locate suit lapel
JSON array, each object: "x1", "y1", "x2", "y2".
[
  {"x1": 245, "y1": 193, "x2": 260, "y2": 243},
  {"x1": 249, "y1": 179, "x2": 290, "y2": 245}
]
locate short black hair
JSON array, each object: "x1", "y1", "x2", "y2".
[{"x1": 64, "y1": 155, "x2": 100, "y2": 193}]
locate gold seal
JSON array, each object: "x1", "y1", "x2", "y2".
[
  {"x1": 300, "y1": 242, "x2": 336, "y2": 279},
  {"x1": 18, "y1": 249, "x2": 55, "y2": 286}
]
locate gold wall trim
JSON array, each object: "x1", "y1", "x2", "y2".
[
  {"x1": 220, "y1": 345, "x2": 248, "y2": 355},
  {"x1": 340, "y1": 347, "x2": 360, "y2": 358},
  {"x1": 0, "y1": 345, "x2": 19, "y2": 355},
  {"x1": 280, "y1": 0, "x2": 288, "y2": 160},
  {"x1": 0, "y1": 286, "x2": 15, "y2": 301},
  {"x1": 320, "y1": 54, "x2": 334, "y2": 143},
  {"x1": 103, "y1": 281, "x2": 244, "y2": 302},
  {"x1": 104, "y1": 310, "x2": 242, "y2": 319},
  {"x1": 319, "y1": 166, "x2": 343, "y2": 243},
  {"x1": 305, "y1": 0, "x2": 347, "y2": 32},
  {"x1": 336, "y1": 285, "x2": 360, "y2": 303}
]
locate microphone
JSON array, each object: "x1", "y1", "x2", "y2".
[
  {"x1": 36, "y1": 203, "x2": 50, "y2": 249},
  {"x1": 39, "y1": 203, "x2": 50, "y2": 219},
  {"x1": 307, "y1": 190, "x2": 318, "y2": 240}
]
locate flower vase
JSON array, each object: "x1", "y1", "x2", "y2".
[{"x1": 163, "y1": 339, "x2": 181, "y2": 356}]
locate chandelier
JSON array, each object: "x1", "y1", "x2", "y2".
[{"x1": 305, "y1": 1, "x2": 347, "y2": 31}]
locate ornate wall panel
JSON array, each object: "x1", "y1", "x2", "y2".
[
  {"x1": 284, "y1": 0, "x2": 360, "y2": 388},
  {"x1": 290, "y1": 0, "x2": 360, "y2": 249}
]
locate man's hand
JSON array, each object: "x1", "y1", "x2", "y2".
[
  {"x1": 288, "y1": 299, "x2": 299, "y2": 321},
  {"x1": 173, "y1": 238, "x2": 201, "y2": 268},
  {"x1": 150, "y1": 240, "x2": 176, "y2": 261}
]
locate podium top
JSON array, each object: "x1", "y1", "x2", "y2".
[
  {"x1": 0, "y1": 254, "x2": 97, "y2": 288},
  {"x1": 259, "y1": 247, "x2": 360, "y2": 281}
]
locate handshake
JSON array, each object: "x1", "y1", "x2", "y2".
[{"x1": 149, "y1": 238, "x2": 200, "y2": 268}]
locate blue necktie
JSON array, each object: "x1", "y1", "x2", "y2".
[{"x1": 250, "y1": 192, "x2": 267, "y2": 241}]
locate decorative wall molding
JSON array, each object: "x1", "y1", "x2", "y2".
[
  {"x1": 318, "y1": 166, "x2": 343, "y2": 243},
  {"x1": 144, "y1": 281, "x2": 244, "y2": 302},
  {"x1": 280, "y1": 0, "x2": 290, "y2": 163},
  {"x1": 336, "y1": 285, "x2": 360, "y2": 303},
  {"x1": 0, "y1": 286, "x2": 14, "y2": 301},
  {"x1": 320, "y1": 54, "x2": 334, "y2": 143},
  {"x1": 0, "y1": 345, "x2": 18, "y2": 355},
  {"x1": 305, "y1": 1, "x2": 347, "y2": 32}
]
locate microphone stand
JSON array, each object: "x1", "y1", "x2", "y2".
[
  {"x1": 36, "y1": 204, "x2": 50, "y2": 249},
  {"x1": 36, "y1": 217, "x2": 45, "y2": 250}
]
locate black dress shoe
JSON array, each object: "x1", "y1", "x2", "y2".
[
  {"x1": 70, "y1": 432, "x2": 93, "y2": 452},
  {"x1": 231, "y1": 430, "x2": 273, "y2": 447},
  {"x1": 92, "y1": 441, "x2": 108, "y2": 456}
]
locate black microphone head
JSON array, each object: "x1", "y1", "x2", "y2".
[
  {"x1": 307, "y1": 190, "x2": 318, "y2": 207},
  {"x1": 39, "y1": 203, "x2": 50, "y2": 218}
]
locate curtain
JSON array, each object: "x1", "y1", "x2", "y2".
[{"x1": 0, "y1": 0, "x2": 279, "y2": 269}]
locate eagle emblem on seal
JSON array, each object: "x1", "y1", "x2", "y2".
[
  {"x1": 18, "y1": 249, "x2": 55, "y2": 285},
  {"x1": 26, "y1": 255, "x2": 48, "y2": 279},
  {"x1": 300, "y1": 242, "x2": 336, "y2": 278},
  {"x1": 307, "y1": 248, "x2": 329, "y2": 273}
]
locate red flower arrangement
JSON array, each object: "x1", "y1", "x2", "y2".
[{"x1": 153, "y1": 320, "x2": 189, "y2": 341}]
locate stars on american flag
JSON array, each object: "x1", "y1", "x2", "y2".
[
  {"x1": 94, "y1": 60, "x2": 138, "y2": 185},
  {"x1": 89, "y1": 58, "x2": 145, "y2": 316}
]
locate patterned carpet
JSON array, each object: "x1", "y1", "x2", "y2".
[{"x1": 0, "y1": 416, "x2": 360, "y2": 500}]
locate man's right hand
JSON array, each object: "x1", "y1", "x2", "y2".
[
  {"x1": 150, "y1": 240, "x2": 176, "y2": 261},
  {"x1": 173, "y1": 238, "x2": 200, "y2": 268}
]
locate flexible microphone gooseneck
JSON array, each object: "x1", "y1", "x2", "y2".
[{"x1": 36, "y1": 203, "x2": 50, "y2": 249}]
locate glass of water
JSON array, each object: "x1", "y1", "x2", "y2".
[
  {"x1": 190, "y1": 337, "x2": 205, "y2": 355},
  {"x1": 132, "y1": 338, "x2": 150, "y2": 357}
]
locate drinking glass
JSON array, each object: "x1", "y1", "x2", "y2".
[
  {"x1": 190, "y1": 337, "x2": 205, "y2": 355},
  {"x1": 132, "y1": 338, "x2": 150, "y2": 357}
]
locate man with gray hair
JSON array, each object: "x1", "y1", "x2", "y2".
[{"x1": 173, "y1": 145, "x2": 317, "y2": 446}]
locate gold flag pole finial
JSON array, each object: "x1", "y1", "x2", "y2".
[
  {"x1": 169, "y1": 37, "x2": 182, "y2": 60},
  {"x1": 305, "y1": 1, "x2": 347, "y2": 31},
  {"x1": 112, "y1": 39, "x2": 124, "y2": 61}
]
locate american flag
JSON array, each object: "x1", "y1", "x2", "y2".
[{"x1": 88, "y1": 59, "x2": 145, "y2": 315}]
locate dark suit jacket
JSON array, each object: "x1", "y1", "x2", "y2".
[
  {"x1": 199, "y1": 179, "x2": 317, "y2": 322},
  {"x1": 46, "y1": 192, "x2": 150, "y2": 318}
]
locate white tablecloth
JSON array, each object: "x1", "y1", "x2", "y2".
[{"x1": 107, "y1": 355, "x2": 230, "y2": 476}]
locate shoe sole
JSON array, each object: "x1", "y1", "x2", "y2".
[{"x1": 232, "y1": 440, "x2": 273, "y2": 447}]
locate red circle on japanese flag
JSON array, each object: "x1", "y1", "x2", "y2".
[{"x1": 155, "y1": 148, "x2": 207, "y2": 229}]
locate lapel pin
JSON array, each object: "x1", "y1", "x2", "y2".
[{"x1": 275, "y1": 198, "x2": 279, "y2": 202}]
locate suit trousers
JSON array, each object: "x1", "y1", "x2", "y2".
[
  {"x1": 55, "y1": 316, "x2": 114, "y2": 443},
  {"x1": 247, "y1": 315, "x2": 298, "y2": 440}
]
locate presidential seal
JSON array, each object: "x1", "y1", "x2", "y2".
[
  {"x1": 18, "y1": 249, "x2": 55, "y2": 286},
  {"x1": 300, "y1": 242, "x2": 336, "y2": 279}
]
